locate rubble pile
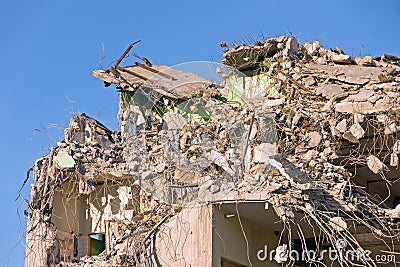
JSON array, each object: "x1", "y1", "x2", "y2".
[
  {"x1": 118, "y1": 36, "x2": 400, "y2": 208},
  {"x1": 26, "y1": 114, "x2": 176, "y2": 266},
  {"x1": 25, "y1": 114, "x2": 129, "y2": 265},
  {"x1": 57, "y1": 205, "x2": 173, "y2": 267},
  {"x1": 28, "y1": 113, "x2": 126, "y2": 219},
  {"x1": 222, "y1": 35, "x2": 400, "y2": 188},
  {"x1": 24, "y1": 35, "x2": 400, "y2": 266},
  {"x1": 122, "y1": 88, "x2": 278, "y2": 205},
  {"x1": 117, "y1": 36, "x2": 400, "y2": 264},
  {"x1": 221, "y1": 36, "x2": 400, "y2": 263}
]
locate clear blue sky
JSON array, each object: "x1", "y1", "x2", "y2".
[{"x1": 1, "y1": 0, "x2": 399, "y2": 266}]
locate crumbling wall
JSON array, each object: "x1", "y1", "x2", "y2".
[
  {"x1": 24, "y1": 114, "x2": 139, "y2": 266},
  {"x1": 155, "y1": 205, "x2": 212, "y2": 266},
  {"x1": 25, "y1": 35, "x2": 400, "y2": 266}
]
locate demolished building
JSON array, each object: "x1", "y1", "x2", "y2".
[{"x1": 24, "y1": 36, "x2": 400, "y2": 266}]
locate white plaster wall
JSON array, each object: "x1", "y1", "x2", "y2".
[
  {"x1": 25, "y1": 217, "x2": 56, "y2": 267},
  {"x1": 155, "y1": 205, "x2": 213, "y2": 267},
  {"x1": 52, "y1": 181, "x2": 81, "y2": 234},
  {"x1": 212, "y1": 206, "x2": 252, "y2": 266}
]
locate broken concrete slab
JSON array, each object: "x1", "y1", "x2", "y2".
[
  {"x1": 335, "y1": 119, "x2": 347, "y2": 133},
  {"x1": 269, "y1": 156, "x2": 312, "y2": 190},
  {"x1": 343, "y1": 131, "x2": 359, "y2": 143},
  {"x1": 347, "y1": 89, "x2": 374, "y2": 102},
  {"x1": 374, "y1": 98, "x2": 391, "y2": 112},
  {"x1": 316, "y1": 84, "x2": 345, "y2": 99},
  {"x1": 265, "y1": 97, "x2": 286, "y2": 107},
  {"x1": 55, "y1": 150, "x2": 75, "y2": 169},
  {"x1": 358, "y1": 56, "x2": 375, "y2": 66},
  {"x1": 303, "y1": 75, "x2": 316, "y2": 87},
  {"x1": 349, "y1": 123, "x2": 365, "y2": 139},
  {"x1": 304, "y1": 41, "x2": 321, "y2": 56},
  {"x1": 252, "y1": 143, "x2": 276, "y2": 163},
  {"x1": 209, "y1": 150, "x2": 235, "y2": 176},
  {"x1": 304, "y1": 131, "x2": 321, "y2": 148},
  {"x1": 366, "y1": 155, "x2": 385, "y2": 174},
  {"x1": 335, "y1": 101, "x2": 374, "y2": 114},
  {"x1": 222, "y1": 38, "x2": 281, "y2": 70},
  {"x1": 329, "y1": 216, "x2": 347, "y2": 232},
  {"x1": 285, "y1": 36, "x2": 299, "y2": 59},
  {"x1": 332, "y1": 54, "x2": 352, "y2": 64},
  {"x1": 306, "y1": 62, "x2": 394, "y2": 84}
]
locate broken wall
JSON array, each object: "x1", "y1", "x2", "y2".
[
  {"x1": 24, "y1": 114, "x2": 140, "y2": 266},
  {"x1": 154, "y1": 205, "x2": 212, "y2": 266}
]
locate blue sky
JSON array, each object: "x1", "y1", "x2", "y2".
[{"x1": 1, "y1": 0, "x2": 399, "y2": 266}]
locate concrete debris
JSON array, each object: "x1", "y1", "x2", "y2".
[
  {"x1": 316, "y1": 84, "x2": 345, "y2": 99},
  {"x1": 385, "y1": 122, "x2": 400, "y2": 135},
  {"x1": 366, "y1": 155, "x2": 385, "y2": 174},
  {"x1": 335, "y1": 101, "x2": 374, "y2": 114},
  {"x1": 332, "y1": 54, "x2": 352, "y2": 64},
  {"x1": 55, "y1": 150, "x2": 75, "y2": 169},
  {"x1": 329, "y1": 216, "x2": 347, "y2": 232},
  {"x1": 304, "y1": 41, "x2": 321, "y2": 56},
  {"x1": 353, "y1": 113, "x2": 364, "y2": 124},
  {"x1": 24, "y1": 35, "x2": 400, "y2": 267},
  {"x1": 303, "y1": 75, "x2": 316, "y2": 87},
  {"x1": 343, "y1": 131, "x2": 359, "y2": 143},
  {"x1": 265, "y1": 97, "x2": 286, "y2": 107},
  {"x1": 386, "y1": 204, "x2": 400, "y2": 218},
  {"x1": 162, "y1": 111, "x2": 187, "y2": 130},
  {"x1": 347, "y1": 89, "x2": 374, "y2": 102},
  {"x1": 335, "y1": 119, "x2": 347, "y2": 133},
  {"x1": 252, "y1": 143, "x2": 276, "y2": 163},
  {"x1": 349, "y1": 123, "x2": 365, "y2": 139},
  {"x1": 304, "y1": 131, "x2": 321, "y2": 148},
  {"x1": 358, "y1": 56, "x2": 375, "y2": 66},
  {"x1": 209, "y1": 150, "x2": 235, "y2": 176},
  {"x1": 390, "y1": 153, "x2": 398, "y2": 167},
  {"x1": 285, "y1": 36, "x2": 299, "y2": 59},
  {"x1": 393, "y1": 140, "x2": 400, "y2": 154}
]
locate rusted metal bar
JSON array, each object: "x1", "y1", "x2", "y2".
[
  {"x1": 16, "y1": 165, "x2": 34, "y2": 200},
  {"x1": 134, "y1": 62, "x2": 175, "y2": 80},
  {"x1": 114, "y1": 40, "x2": 141, "y2": 67},
  {"x1": 115, "y1": 65, "x2": 148, "y2": 81},
  {"x1": 278, "y1": 70, "x2": 312, "y2": 92}
]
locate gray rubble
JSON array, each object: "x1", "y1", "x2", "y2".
[{"x1": 24, "y1": 35, "x2": 400, "y2": 266}]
